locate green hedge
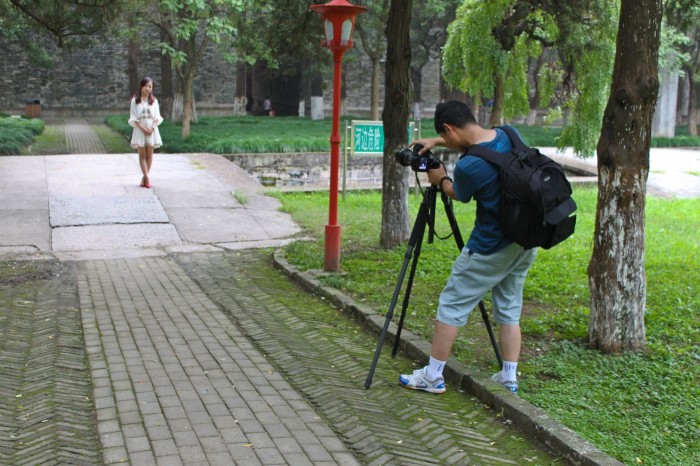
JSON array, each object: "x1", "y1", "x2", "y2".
[
  {"x1": 0, "y1": 117, "x2": 44, "y2": 155},
  {"x1": 106, "y1": 115, "x2": 700, "y2": 154}
]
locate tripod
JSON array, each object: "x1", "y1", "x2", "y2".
[{"x1": 365, "y1": 184, "x2": 502, "y2": 389}]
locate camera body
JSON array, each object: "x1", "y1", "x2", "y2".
[{"x1": 395, "y1": 144, "x2": 441, "y2": 172}]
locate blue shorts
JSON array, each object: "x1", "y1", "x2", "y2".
[{"x1": 436, "y1": 242, "x2": 537, "y2": 327}]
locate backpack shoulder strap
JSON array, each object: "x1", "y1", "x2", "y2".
[
  {"x1": 496, "y1": 125, "x2": 529, "y2": 151},
  {"x1": 462, "y1": 145, "x2": 509, "y2": 169}
]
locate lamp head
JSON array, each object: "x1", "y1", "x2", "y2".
[{"x1": 310, "y1": 0, "x2": 366, "y2": 51}]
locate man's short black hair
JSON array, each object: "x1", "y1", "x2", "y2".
[{"x1": 434, "y1": 100, "x2": 477, "y2": 134}]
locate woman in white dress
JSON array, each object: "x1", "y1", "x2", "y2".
[{"x1": 128, "y1": 77, "x2": 163, "y2": 188}]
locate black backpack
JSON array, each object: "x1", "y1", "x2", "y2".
[{"x1": 464, "y1": 126, "x2": 577, "y2": 250}]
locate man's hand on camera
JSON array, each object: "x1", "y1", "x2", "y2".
[
  {"x1": 427, "y1": 165, "x2": 447, "y2": 185},
  {"x1": 411, "y1": 136, "x2": 445, "y2": 155}
]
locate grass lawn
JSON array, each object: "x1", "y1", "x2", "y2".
[
  {"x1": 272, "y1": 185, "x2": 699, "y2": 466},
  {"x1": 91, "y1": 122, "x2": 132, "y2": 153},
  {"x1": 105, "y1": 114, "x2": 336, "y2": 153},
  {"x1": 19, "y1": 123, "x2": 68, "y2": 155}
]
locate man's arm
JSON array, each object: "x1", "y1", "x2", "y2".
[{"x1": 427, "y1": 166, "x2": 456, "y2": 199}]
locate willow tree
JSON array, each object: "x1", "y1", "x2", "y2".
[
  {"x1": 442, "y1": 0, "x2": 618, "y2": 156},
  {"x1": 588, "y1": 0, "x2": 663, "y2": 352},
  {"x1": 442, "y1": 0, "x2": 530, "y2": 127},
  {"x1": 410, "y1": 0, "x2": 459, "y2": 120}
]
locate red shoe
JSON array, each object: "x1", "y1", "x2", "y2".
[
  {"x1": 140, "y1": 176, "x2": 147, "y2": 187},
  {"x1": 144, "y1": 179, "x2": 151, "y2": 189}
]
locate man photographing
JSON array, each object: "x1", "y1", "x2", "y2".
[{"x1": 399, "y1": 100, "x2": 537, "y2": 394}]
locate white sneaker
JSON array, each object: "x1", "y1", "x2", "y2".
[
  {"x1": 491, "y1": 372, "x2": 518, "y2": 393},
  {"x1": 399, "y1": 366, "x2": 446, "y2": 394}
]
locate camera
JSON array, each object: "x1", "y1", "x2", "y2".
[{"x1": 395, "y1": 144, "x2": 441, "y2": 172}]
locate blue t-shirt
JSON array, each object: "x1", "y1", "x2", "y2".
[{"x1": 452, "y1": 127, "x2": 520, "y2": 254}]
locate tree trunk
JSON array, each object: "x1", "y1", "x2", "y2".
[
  {"x1": 465, "y1": 92, "x2": 481, "y2": 125},
  {"x1": 172, "y1": 75, "x2": 184, "y2": 123},
  {"x1": 181, "y1": 72, "x2": 195, "y2": 139},
  {"x1": 688, "y1": 67, "x2": 699, "y2": 136},
  {"x1": 587, "y1": 0, "x2": 662, "y2": 353},
  {"x1": 127, "y1": 37, "x2": 139, "y2": 97},
  {"x1": 310, "y1": 72, "x2": 324, "y2": 120},
  {"x1": 233, "y1": 60, "x2": 248, "y2": 115},
  {"x1": 341, "y1": 64, "x2": 347, "y2": 117},
  {"x1": 371, "y1": 57, "x2": 381, "y2": 120},
  {"x1": 380, "y1": 0, "x2": 412, "y2": 249},
  {"x1": 527, "y1": 56, "x2": 542, "y2": 126},
  {"x1": 159, "y1": 28, "x2": 173, "y2": 118},
  {"x1": 489, "y1": 75, "x2": 504, "y2": 127},
  {"x1": 411, "y1": 65, "x2": 423, "y2": 121},
  {"x1": 651, "y1": 64, "x2": 679, "y2": 137}
]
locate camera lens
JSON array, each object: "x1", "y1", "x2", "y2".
[{"x1": 395, "y1": 148, "x2": 415, "y2": 167}]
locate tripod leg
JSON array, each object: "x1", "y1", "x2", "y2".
[
  {"x1": 391, "y1": 242, "x2": 423, "y2": 357},
  {"x1": 365, "y1": 199, "x2": 430, "y2": 389},
  {"x1": 365, "y1": 245, "x2": 414, "y2": 388},
  {"x1": 478, "y1": 301, "x2": 503, "y2": 369}
]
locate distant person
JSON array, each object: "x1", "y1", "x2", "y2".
[
  {"x1": 263, "y1": 96, "x2": 272, "y2": 116},
  {"x1": 128, "y1": 77, "x2": 163, "y2": 188}
]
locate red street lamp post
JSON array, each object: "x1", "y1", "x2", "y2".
[{"x1": 310, "y1": 0, "x2": 366, "y2": 272}]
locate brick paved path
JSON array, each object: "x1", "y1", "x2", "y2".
[
  {"x1": 176, "y1": 251, "x2": 560, "y2": 465},
  {"x1": 65, "y1": 119, "x2": 107, "y2": 154},
  {"x1": 79, "y1": 254, "x2": 360, "y2": 465},
  {"x1": 0, "y1": 261, "x2": 101, "y2": 465},
  {"x1": 0, "y1": 250, "x2": 561, "y2": 465}
]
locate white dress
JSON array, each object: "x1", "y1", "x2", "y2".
[{"x1": 128, "y1": 97, "x2": 163, "y2": 148}]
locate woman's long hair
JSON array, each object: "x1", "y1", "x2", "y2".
[{"x1": 134, "y1": 77, "x2": 155, "y2": 105}]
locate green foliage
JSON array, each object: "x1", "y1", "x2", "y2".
[
  {"x1": 442, "y1": 0, "x2": 514, "y2": 97},
  {"x1": 651, "y1": 135, "x2": 700, "y2": 147},
  {"x1": 557, "y1": 15, "x2": 617, "y2": 157},
  {"x1": 276, "y1": 185, "x2": 700, "y2": 465},
  {"x1": 3, "y1": 0, "x2": 119, "y2": 48},
  {"x1": 442, "y1": 0, "x2": 619, "y2": 157},
  {"x1": 0, "y1": 116, "x2": 44, "y2": 155},
  {"x1": 104, "y1": 115, "x2": 700, "y2": 154},
  {"x1": 105, "y1": 115, "x2": 335, "y2": 153}
]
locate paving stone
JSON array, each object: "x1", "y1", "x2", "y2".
[{"x1": 64, "y1": 119, "x2": 107, "y2": 154}]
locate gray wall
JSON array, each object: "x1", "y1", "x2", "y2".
[{"x1": 0, "y1": 32, "x2": 440, "y2": 119}]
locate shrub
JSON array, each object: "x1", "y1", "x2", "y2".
[{"x1": 0, "y1": 117, "x2": 45, "y2": 155}]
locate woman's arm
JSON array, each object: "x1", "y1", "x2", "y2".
[
  {"x1": 153, "y1": 99, "x2": 163, "y2": 126},
  {"x1": 128, "y1": 98, "x2": 138, "y2": 128}
]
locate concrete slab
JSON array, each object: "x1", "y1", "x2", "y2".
[
  {"x1": 249, "y1": 210, "x2": 302, "y2": 238},
  {"x1": 154, "y1": 185, "x2": 242, "y2": 209},
  {"x1": 49, "y1": 193, "x2": 169, "y2": 226},
  {"x1": 0, "y1": 153, "x2": 302, "y2": 258},
  {"x1": 0, "y1": 191, "x2": 48, "y2": 210},
  {"x1": 0, "y1": 210, "x2": 51, "y2": 250},
  {"x1": 166, "y1": 207, "x2": 270, "y2": 243},
  {"x1": 52, "y1": 223, "x2": 182, "y2": 252},
  {"x1": 244, "y1": 194, "x2": 283, "y2": 211}
]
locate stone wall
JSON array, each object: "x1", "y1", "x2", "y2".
[{"x1": 0, "y1": 30, "x2": 441, "y2": 118}]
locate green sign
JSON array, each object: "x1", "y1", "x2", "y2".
[{"x1": 349, "y1": 120, "x2": 415, "y2": 156}]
